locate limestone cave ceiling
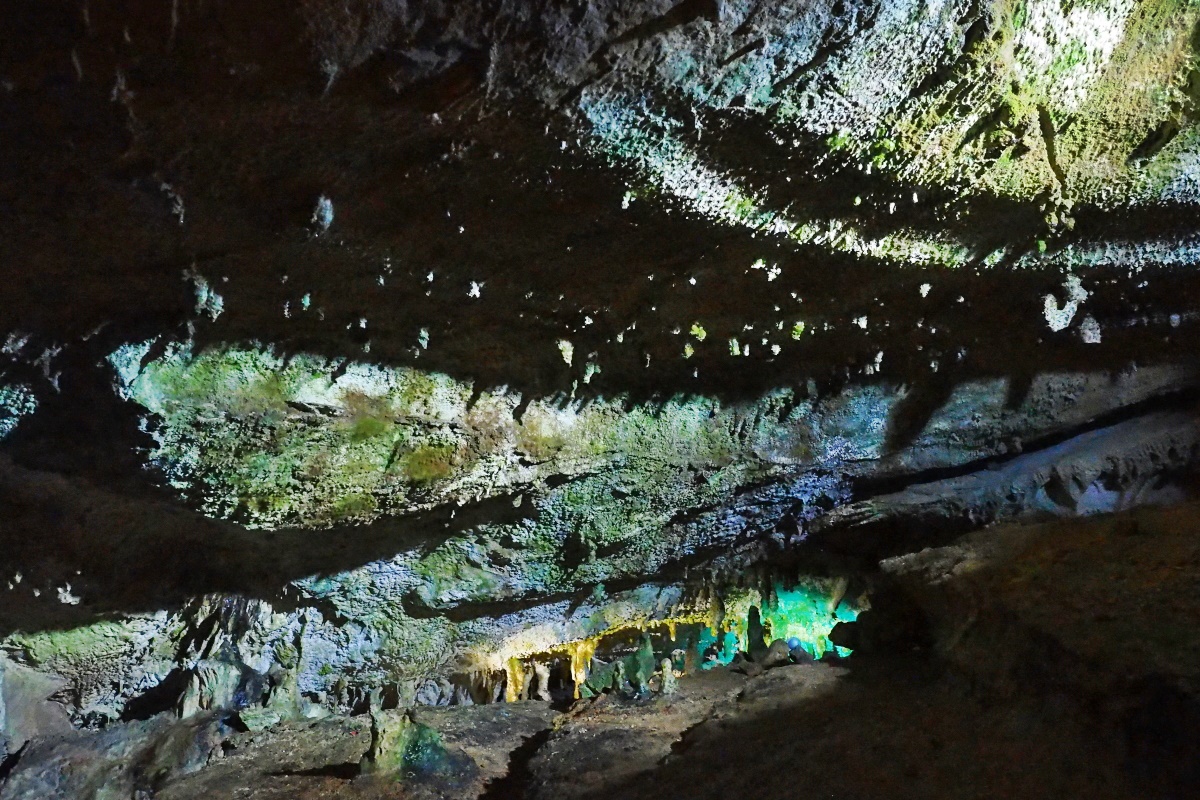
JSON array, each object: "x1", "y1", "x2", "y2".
[{"x1": 0, "y1": 0, "x2": 1199, "y2": 760}]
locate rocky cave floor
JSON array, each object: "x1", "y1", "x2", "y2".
[{"x1": 5, "y1": 499, "x2": 1198, "y2": 800}]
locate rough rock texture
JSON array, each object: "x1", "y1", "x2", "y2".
[
  {"x1": 524, "y1": 501, "x2": 1200, "y2": 799},
  {"x1": 881, "y1": 499, "x2": 1200, "y2": 696},
  {"x1": 6, "y1": 500, "x2": 1198, "y2": 798},
  {"x1": 1, "y1": 1, "x2": 1199, "y2": 795}
]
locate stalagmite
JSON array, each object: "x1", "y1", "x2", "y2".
[
  {"x1": 533, "y1": 662, "x2": 552, "y2": 702},
  {"x1": 660, "y1": 659, "x2": 677, "y2": 695}
]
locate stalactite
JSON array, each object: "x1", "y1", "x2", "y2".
[
  {"x1": 504, "y1": 657, "x2": 524, "y2": 703},
  {"x1": 519, "y1": 665, "x2": 533, "y2": 701},
  {"x1": 707, "y1": 589, "x2": 725, "y2": 634},
  {"x1": 568, "y1": 639, "x2": 597, "y2": 699},
  {"x1": 829, "y1": 576, "x2": 849, "y2": 614}
]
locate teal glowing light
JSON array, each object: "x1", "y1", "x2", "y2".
[
  {"x1": 0, "y1": 383, "x2": 37, "y2": 439},
  {"x1": 761, "y1": 582, "x2": 861, "y2": 659},
  {"x1": 696, "y1": 627, "x2": 740, "y2": 668},
  {"x1": 694, "y1": 578, "x2": 865, "y2": 667}
]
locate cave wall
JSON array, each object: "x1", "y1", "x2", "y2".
[{"x1": 0, "y1": 0, "x2": 1198, "y2": 753}]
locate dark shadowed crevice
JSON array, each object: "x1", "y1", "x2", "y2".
[
  {"x1": 479, "y1": 727, "x2": 553, "y2": 800},
  {"x1": 0, "y1": 744, "x2": 26, "y2": 783}
]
